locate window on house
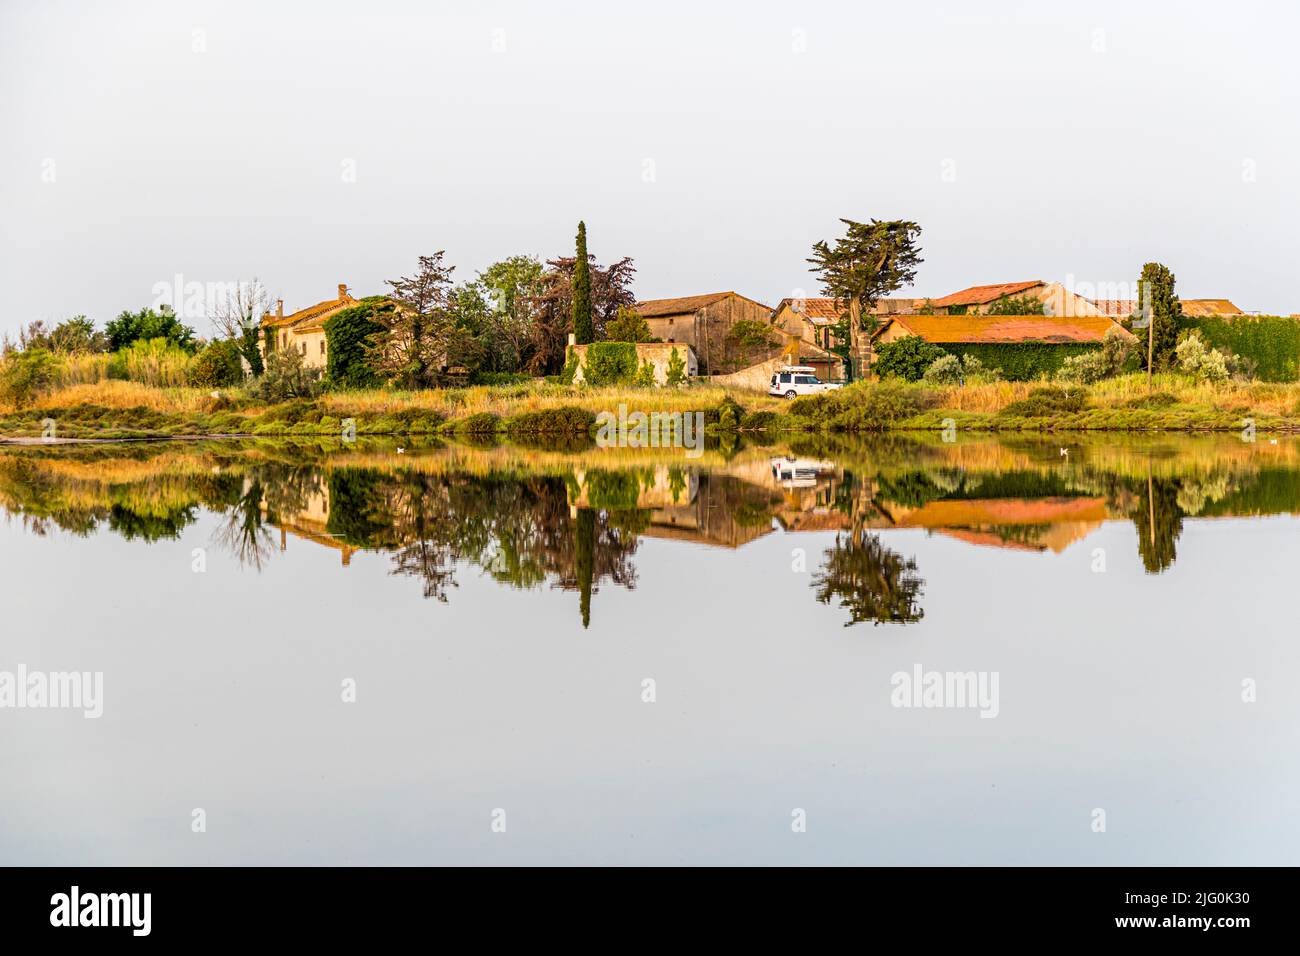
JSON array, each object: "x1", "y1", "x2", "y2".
[
  {"x1": 300, "y1": 342, "x2": 306, "y2": 355},
  {"x1": 320, "y1": 341, "x2": 326, "y2": 355}
]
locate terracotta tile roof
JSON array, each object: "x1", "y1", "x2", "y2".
[
  {"x1": 876, "y1": 314, "x2": 1131, "y2": 345},
  {"x1": 775, "y1": 297, "x2": 923, "y2": 324},
  {"x1": 263, "y1": 285, "x2": 358, "y2": 331},
  {"x1": 931, "y1": 280, "x2": 1043, "y2": 308},
  {"x1": 1181, "y1": 299, "x2": 1243, "y2": 317},
  {"x1": 636, "y1": 292, "x2": 733, "y2": 317},
  {"x1": 636, "y1": 291, "x2": 771, "y2": 317},
  {"x1": 1090, "y1": 299, "x2": 1136, "y2": 317}
]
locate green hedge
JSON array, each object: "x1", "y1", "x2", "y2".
[
  {"x1": 940, "y1": 343, "x2": 1099, "y2": 381},
  {"x1": 1185, "y1": 316, "x2": 1300, "y2": 382}
]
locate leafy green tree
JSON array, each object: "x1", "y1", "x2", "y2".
[
  {"x1": 605, "y1": 305, "x2": 652, "y2": 342},
  {"x1": 188, "y1": 339, "x2": 245, "y2": 388},
  {"x1": 105, "y1": 306, "x2": 197, "y2": 353},
  {"x1": 873, "y1": 334, "x2": 946, "y2": 381},
  {"x1": 476, "y1": 255, "x2": 545, "y2": 371},
  {"x1": 984, "y1": 294, "x2": 1045, "y2": 316},
  {"x1": 379, "y1": 253, "x2": 458, "y2": 386},
  {"x1": 0, "y1": 348, "x2": 59, "y2": 408},
  {"x1": 525, "y1": 253, "x2": 636, "y2": 374},
  {"x1": 572, "y1": 221, "x2": 594, "y2": 345},
  {"x1": 1138, "y1": 262, "x2": 1183, "y2": 371},
  {"x1": 808, "y1": 218, "x2": 923, "y2": 379},
  {"x1": 324, "y1": 297, "x2": 389, "y2": 389},
  {"x1": 48, "y1": 316, "x2": 108, "y2": 354}
]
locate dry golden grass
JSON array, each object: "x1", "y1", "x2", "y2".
[
  {"x1": 317, "y1": 382, "x2": 784, "y2": 418},
  {"x1": 19, "y1": 380, "x2": 222, "y2": 414}
]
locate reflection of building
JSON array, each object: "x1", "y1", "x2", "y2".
[
  {"x1": 868, "y1": 497, "x2": 1109, "y2": 553},
  {"x1": 260, "y1": 485, "x2": 358, "y2": 565}
]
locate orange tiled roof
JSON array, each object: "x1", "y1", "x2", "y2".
[
  {"x1": 877, "y1": 314, "x2": 1131, "y2": 345},
  {"x1": 778, "y1": 297, "x2": 845, "y2": 323},
  {"x1": 1090, "y1": 299, "x2": 1136, "y2": 317},
  {"x1": 1181, "y1": 299, "x2": 1243, "y2": 317},
  {"x1": 263, "y1": 286, "x2": 358, "y2": 331},
  {"x1": 636, "y1": 291, "x2": 770, "y2": 317},
  {"x1": 775, "y1": 297, "x2": 924, "y2": 324},
  {"x1": 1091, "y1": 298, "x2": 1242, "y2": 318},
  {"x1": 931, "y1": 280, "x2": 1043, "y2": 308}
]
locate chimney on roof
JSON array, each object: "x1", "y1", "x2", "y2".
[
  {"x1": 275, "y1": 299, "x2": 283, "y2": 319},
  {"x1": 338, "y1": 283, "x2": 349, "y2": 301}
]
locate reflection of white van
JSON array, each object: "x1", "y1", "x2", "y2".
[
  {"x1": 768, "y1": 366, "x2": 843, "y2": 399},
  {"x1": 769, "y1": 456, "x2": 831, "y2": 489}
]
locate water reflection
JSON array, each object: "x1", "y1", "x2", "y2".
[{"x1": 2, "y1": 432, "x2": 1298, "y2": 626}]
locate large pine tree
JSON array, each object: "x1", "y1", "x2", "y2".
[
  {"x1": 808, "y1": 218, "x2": 923, "y2": 380},
  {"x1": 571, "y1": 221, "x2": 594, "y2": 344}
]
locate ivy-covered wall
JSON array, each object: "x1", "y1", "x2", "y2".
[
  {"x1": 1185, "y1": 316, "x2": 1300, "y2": 382},
  {"x1": 939, "y1": 343, "x2": 1100, "y2": 381}
]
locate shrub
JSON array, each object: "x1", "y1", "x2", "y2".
[
  {"x1": 1058, "y1": 327, "x2": 1135, "y2": 385},
  {"x1": 505, "y1": 405, "x2": 596, "y2": 435},
  {"x1": 634, "y1": 361, "x2": 656, "y2": 387},
  {"x1": 582, "y1": 342, "x2": 639, "y2": 386},
  {"x1": 874, "y1": 335, "x2": 947, "y2": 381},
  {"x1": 188, "y1": 340, "x2": 246, "y2": 388},
  {"x1": 1175, "y1": 331, "x2": 1230, "y2": 383},
  {"x1": 456, "y1": 411, "x2": 502, "y2": 434},
  {"x1": 921, "y1": 354, "x2": 964, "y2": 385},
  {"x1": 665, "y1": 347, "x2": 687, "y2": 386},
  {"x1": 0, "y1": 349, "x2": 59, "y2": 408},
  {"x1": 1055, "y1": 350, "x2": 1111, "y2": 384},
  {"x1": 998, "y1": 386, "x2": 1089, "y2": 417},
  {"x1": 255, "y1": 346, "x2": 323, "y2": 402},
  {"x1": 789, "y1": 380, "x2": 932, "y2": 431},
  {"x1": 739, "y1": 409, "x2": 779, "y2": 430},
  {"x1": 715, "y1": 397, "x2": 741, "y2": 431}
]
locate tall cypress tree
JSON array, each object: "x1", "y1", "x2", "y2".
[
  {"x1": 1137, "y1": 262, "x2": 1182, "y2": 371},
  {"x1": 572, "y1": 220, "x2": 594, "y2": 344}
]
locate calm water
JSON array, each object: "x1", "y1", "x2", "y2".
[{"x1": 1, "y1": 432, "x2": 1297, "y2": 865}]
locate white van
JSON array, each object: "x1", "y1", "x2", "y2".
[{"x1": 768, "y1": 366, "x2": 844, "y2": 399}]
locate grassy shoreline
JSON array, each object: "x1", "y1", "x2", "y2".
[{"x1": 2, "y1": 375, "x2": 1299, "y2": 441}]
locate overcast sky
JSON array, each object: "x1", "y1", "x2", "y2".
[{"x1": 2, "y1": 0, "x2": 1296, "y2": 338}]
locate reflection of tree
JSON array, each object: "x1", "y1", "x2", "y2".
[
  {"x1": 812, "y1": 529, "x2": 925, "y2": 626},
  {"x1": 321, "y1": 468, "x2": 640, "y2": 621},
  {"x1": 1131, "y1": 473, "x2": 1183, "y2": 574},
  {"x1": 575, "y1": 507, "x2": 594, "y2": 628},
  {"x1": 213, "y1": 479, "x2": 275, "y2": 570}
]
